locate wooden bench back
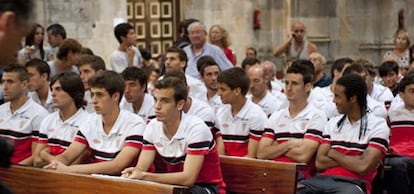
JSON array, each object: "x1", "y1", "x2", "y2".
[
  {"x1": 220, "y1": 156, "x2": 306, "y2": 194},
  {"x1": 0, "y1": 165, "x2": 190, "y2": 194}
]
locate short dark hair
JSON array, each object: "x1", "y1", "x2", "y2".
[
  {"x1": 121, "y1": 67, "x2": 148, "y2": 89},
  {"x1": 57, "y1": 39, "x2": 82, "y2": 60},
  {"x1": 241, "y1": 57, "x2": 260, "y2": 70},
  {"x1": 342, "y1": 62, "x2": 365, "y2": 76},
  {"x1": 331, "y1": 57, "x2": 353, "y2": 79},
  {"x1": 25, "y1": 58, "x2": 51, "y2": 80},
  {"x1": 50, "y1": 72, "x2": 85, "y2": 109},
  {"x1": 78, "y1": 55, "x2": 106, "y2": 72},
  {"x1": 399, "y1": 71, "x2": 414, "y2": 93},
  {"x1": 166, "y1": 47, "x2": 188, "y2": 70},
  {"x1": 246, "y1": 47, "x2": 257, "y2": 56},
  {"x1": 197, "y1": 55, "x2": 220, "y2": 76},
  {"x1": 218, "y1": 67, "x2": 250, "y2": 96},
  {"x1": 46, "y1": 23, "x2": 66, "y2": 39},
  {"x1": 114, "y1": 23, "x2": 134, "y2": 43},
  {"x1": 163, "y1": 69, "x2": 188, "y2": 86},
  {"x1": 3, "y1": 64, "x2": 29, "y2": 81},
  {"x1": 88, "y1": 71, "x2": 125, "y2": 103},
  {"x1": 286, "y1": 60, "x2": 314, "y2": 85},
  {"x1": 0, "y1": 0, "x2": 33, "y2": 25},
  {"x1": 81, "y1": 47, "x2": 94, "y2": 55},
  {"x1": 154, "y1": 76, "x2": 187, "y2": 103},
  {"x1": 378, "y1": 61, "x2": 399, "y2": 77}
]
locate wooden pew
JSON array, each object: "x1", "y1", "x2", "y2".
[
  {"x1": 0, "y1": 165, "x2": 190, "y2": 194},
  {"x1": 220, "y1": 156, "x2": 306, "y2": 194}
]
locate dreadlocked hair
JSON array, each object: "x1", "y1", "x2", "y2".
[{"x1": 336, "y1": 74, "x2": 368, "y2": 139}]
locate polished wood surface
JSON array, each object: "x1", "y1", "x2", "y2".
[
  {"x1": 220, "y1": 155, "x2": 306, "y2": 194},
  {"x1": 0, "y1": 165, "x2": 189, "y2": 194}
]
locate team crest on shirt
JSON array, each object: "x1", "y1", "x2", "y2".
[
  {"x1": 154, "y1": 142, "x2": 163, "y2": 148},
  {"x1": 0, "y1": 118, "x2": 3, "y2": 123},
  {"x1": 278, "y1": 123, "x2": 286, "y2": 128},
  {"x1": 93, "y1": 138, "x2": 101, "y2": 144},
  {"x1": 48, "y1": 128, "x2": 55, "y2": 132},
  {"x1": 222, "y1": 123, "x2": 229, "y2": 128}
]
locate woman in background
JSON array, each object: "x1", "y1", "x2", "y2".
[
  {"x1": 383, "y1": 29, "x2": 411, "y2": 76},
  {"x1": 18, "y1": 23, "x2": 52, "y2": 64},
  {"x1": 209, "y1": 24, "x2": 236, "y2": 65}
]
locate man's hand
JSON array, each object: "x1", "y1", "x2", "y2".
[
  {"x1": 121, "y1": 167, "x2": 146, "y2": 179},
  {"x1": 43, "y1": 160, "x2": 70, "y2": 172}
]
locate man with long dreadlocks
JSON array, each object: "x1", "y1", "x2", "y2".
[{"x1": 297, "y1": 74, "x2": 389, "y2": 194}]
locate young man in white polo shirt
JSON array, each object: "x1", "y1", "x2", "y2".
[
  {"x1": 257, "y1": 60, "x2": 327, "y2": 179},
  {"x1": 120, "y1": 67, "x2": 155, "y2": 124},
  {"x1": 164, "y1": 69, "x2": 216, "y2": 129},
  {"x1": 297, "y1": 74, "x2": 389, "y2": 194},
  {"x1": 109, "y1": 23, "x2": 142, "y2": 73},
  {"x1": 215, "y1": 67, "x2": 267, "y2": 158},
  {"x1": 384, "y1": 72, "x2": 414, "y2": 194},
  {"x1": 44, "y1": 71, "x2": 146, "y2": 175},
  {"x1": 25, "y1": 59, "x2": 54, "y2": 113},
  {"x1": 164, "y1": 47, "x2": 207, "y2": 101},
  {"x1": 197, "y1": 55, "x2": 222, "y2": 109},
  {"x1": 247, "y1": 63, "x2": 284, "y2": 117},
  {"x1": 0, "y1": 64, "x2": 48, "y2": 165},
  {"x1": 122, "y1": 76, "x2": 225, "y2": 194},
  {"x1": 77, "y1": 54, "x2": 106, "y2": 113},
  {"x1": 34, "y1": 72, "x2": 89, "y2": 167}
]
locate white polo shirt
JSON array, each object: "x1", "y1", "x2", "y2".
[
  {"x1": 388, "y1": 104, "x2": 414, "y2": 158},
  {"x1": 109, "y1": 47, "x2": 142, "y2": 73},
  {"x1": 186, "y1": 74, "x2": 207, "y2": 101},
  {"x1": 367, "y1": 95, "x2": 387, "y2": 119},
  {"x1": 119, "y1": 93, "x2": 155, "y2": 124},
  {"x1": 321, "y1": 112, "x2": 389, "y2": 192},
  {"x1": 370, "y1": 83, "x2": 394, "y2": 103},
  {"x1": 215, "y1": 100, "x2": 267, "y2": 157},
  {"x1": 38, "y1": 109, "x2": 89, "y2": 156},
  {"x1": 308, "y1": 86, "x2": 338, "y2": 119},
  {"x1": 0, "y1": 98, "x2": 48, "y2": 163},
  {"x1": 84, "y1": 90, "x2": 95, "y2": 113},
  {"x1": 186, "y1": 97, "x2": 216, "y2": 128},
  {"x1": 143, "y1": 113, "x2": 224, "y2": 188},
  {"x1": 270, "y1": 89, "x2": 288, "y2": 109},
  {"x1": 74, "y1": 110, "x2": 146, "y2": 162},
  {"x1": 28, "y1": 90, "x2": 55, "y2": 113},
  {"x1": 247, "y1": 91, "x2": 283, "y2": 117},
  {"x1": 389, "y1": 94, "x2": 404, "y2": 112}
]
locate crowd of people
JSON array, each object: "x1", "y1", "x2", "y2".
[{"x1": 1, "y1": 1, "x2": 414, "y2": 194}]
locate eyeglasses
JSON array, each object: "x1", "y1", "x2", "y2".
[{"x1": 294, "y1": 29, "x2": 304, "y2": 33}]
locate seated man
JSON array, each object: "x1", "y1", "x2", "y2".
[
  {"x1": 215, "y1": 67, "x2": 267, "y2": 158},
  {"x1": 120, "y1": 67, "x2": 155, "y2": 124},
  {"x1": 0, "y1": 64, "x2": 48, "y2": 165},
  {"x1": 77, "y1": 54, "x2": 106, "y2": 113},
  {"x1": 122, "y1": 76, "x2": 225, "y2": 194},
  {"x1": 247, "y1": 63, "x2": 283, "y2": 117},
  {"x1": 378, "y1": 61, "x2": 400, "y2": 97},
  {"x1": 44, "y1": 71, "x2": 146, "y2": 175},
  {"x1": 25, "y1": 59, "x2": 54, "y2": 112},
  {"x1": 297, "y1": 74, "x2": 389, "y2": 194},
  {"x1": 384, "y1": 71, "x2": 414, "y2": 193},
  {"x1": 197, "y1": 55, "x2": 222, "y2": 109},
  {"x1": 257, "y1": 60, "x2": 327, "y2": 179},
  {"x1": 35, "y1": 72, "x2": 89, "y2": 167}
]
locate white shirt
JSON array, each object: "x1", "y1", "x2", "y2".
[
  {"x1": 109, "y1": 47, "x2": 142, "y2": 73},
  {"x1": 389, "y1": 94, "x2": 404, "y2": 112},
  {"x1": 38, "y1": 109, "x2": 89, "y2": 155},
  {"x1": 186, "y1": 97, "x2": 216, "y2": 127},
  {"x1": 186, "y1": 74, "x2": 207, "y2": 101},
  {"x1": 247, "y1": 91, "x2": 283, "y2": 117},
  {"x1": 74, "y1": 110, "x2": 146, "y2": 162},
  {"x1": 370, "y1": 83, "x2": 394, "y2": 103},
  {"x1": 0, "y1": 98, "x2": 48, "y2": 163},
  {"x1": 308, "y1": 86, "x2": 338, "y2": 119},
  {"x1": 83, "y1": 90, "x2": 95, "y2": 113},
  {"x1": 367, "y1": 95, "x2": 387, "y2": 119},
  {"x1": 28, "y1": 90, "x2": 55, "y2": 113},
  {"x1": 119, "y1": 93, "x2": 155, "y2": 124}
]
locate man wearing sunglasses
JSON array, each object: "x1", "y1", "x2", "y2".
[{"x1": 273, "y1": 21, "x2": 318, "y2": 61}]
